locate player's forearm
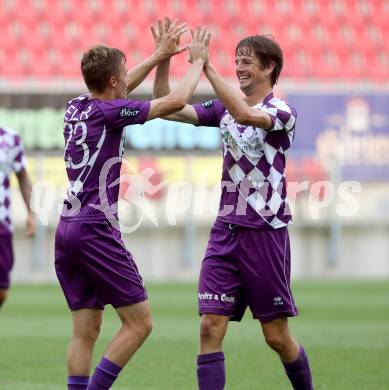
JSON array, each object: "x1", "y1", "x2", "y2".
[
  {"x1": 160, "y1": 105, "x2": 199, "y2": 124},
  {"x1": 204, "y1": 64, "x2": 271, "y2": 128},
  {"x1": 168, "y1": 59, "x2": 204, "y2": 105},
  {"x1": 204, "y1": 63, "x2": 252, "y2": 123},
  {"x1": 17, "y1": 173, "x2": 33, "y2": 215},
  {"x1": 152, "y1": 59, "x2": 171, "y2": 99},
  {"x1": 147, "y1": 60, "x2": 204, "y2": 121},
  {"x1": 126, "y1": 51, "x2": 164, "y2": 95}
]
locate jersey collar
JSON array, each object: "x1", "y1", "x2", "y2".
[
  {"x1": 251, "y1": 92, "x2": 274, "y2": 110},
  {"x1": 263, "y1": 92, "x2": 274, "y2": 104}
]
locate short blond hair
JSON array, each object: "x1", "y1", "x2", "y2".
[{"x1": 81, "y1": 45, "x2": 126, "y2": 92}]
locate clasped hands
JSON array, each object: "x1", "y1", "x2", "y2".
[{"x1": 151, "y1": 16, "x2": 211, "y2": 66}]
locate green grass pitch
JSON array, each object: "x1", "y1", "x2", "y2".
[{"x1": 1, "y1": 281, "x2": 388, "y2": 389}]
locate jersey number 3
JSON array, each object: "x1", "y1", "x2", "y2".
[{"x1": 64, "y1": 121, "x2": 89, "y2": 169}]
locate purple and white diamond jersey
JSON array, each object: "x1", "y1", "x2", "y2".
[
  {"x1": 60, "y1": 94, "x2": 150, "y2": 221},
  {"x1": 194, "y1": 93, "x2": 297, "y2": 229},
  {"x1": 0, "y1": 127, "x2": 27, "y2": 234}
]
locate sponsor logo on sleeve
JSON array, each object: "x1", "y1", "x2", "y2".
[
  {"x1": 119, "y1": 108, "x2": 140, "y2": 118},
  {"x1": 201, "y1": 100, "x2": 215, "y2": 109}
]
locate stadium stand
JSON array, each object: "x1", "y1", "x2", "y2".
[{"x1": 0, "y1": 0, "x2": 388, "y2": 80}]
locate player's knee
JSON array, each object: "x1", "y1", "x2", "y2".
[
  {"x1": 89, "y1": 319, "x2": 102, "y2": 341},
  {"x1": 200, "y1": 315, "x2": 224, "y2": 343},
  {"x1": 74, "y1": 318, "x2": 101, "y2": 342},
  {"x1": 127, "y1": 314, "x2": 153, "y2": 341},
  {"x1": 139, "y1": 315, "x2": 153, "y2": 339},
  {"x1": 264, "y1": 333, "x2": 288, "y2": 354},
  {"x1": 82, "y1": 327, "x2": 100, "y2": 343}
]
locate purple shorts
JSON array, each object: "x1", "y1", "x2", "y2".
[
  {"x1": 55, "y1": 220, "x2": 147, "y2": 311},
  {"x1": 198, "y1": 220, "x2": 298, "y2": 323},
  {"x1": 0, "y1": 232, "x2": 14, "y2": 290}
]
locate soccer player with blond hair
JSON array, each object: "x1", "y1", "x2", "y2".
[{"x1": 55, "y1": 21, "x2": 210, "y2": 390}]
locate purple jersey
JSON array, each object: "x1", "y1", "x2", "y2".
[
  {"x1": 60, "y1": 95, "x2": 150, "y2": 222},
  {"x1": 0, "y1": 127, "x2": 26, "y2": 235},
  {"x1": 194, "y1": 93, "x2": 297, "y2": 229}
]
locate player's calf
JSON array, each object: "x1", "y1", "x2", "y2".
[
  {"x1": 66, "y1": 309, "x2": 103, "y2": 390},
  {"x1": 87, "y1": 301, "x2": 152, "y2": 390},
  {"x1": 261, "y1": 318, "x2": 313, "y2": 389},
  {"x1": 105, "y1": 301, "x2": 153, "y2": 365}
]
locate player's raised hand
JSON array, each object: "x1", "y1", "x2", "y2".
[
  {"x1": 151, "y1": 17, "x2": 188, "y2": 60},
  {"x1": 150, "y1": 17, "x2": 170, "y2": 49},
  {"x1": 204, "y1": 28, "x2": 211, "y2": 66},
  {"x1": 187, "y1": 26, "x2": 210, "y2": 65}
]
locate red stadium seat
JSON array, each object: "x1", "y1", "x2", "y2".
[
  {"x1": 372, "y1": 1, "x2": 389, "y2": 27},
  {"x1": 54, "y1": 45, "x2": 83, "y2": 79},
  {"x1": 339, "y1": 52, "x2": 366, "y2": 80},
  {"x1": 162, "y1": 0, "x2": 204, "y2": 24},
  {"x1": 367, "y1": 52, "x2": 389, "y2": 81},
  {"x1": 31, "y1": 50, "x2": 56, "y2": 78},
  {"x1": 0, "y1": 50, "x2": 25, "y2": 78},
  {"x1": 0, "y1": 0, "x2": 387, "y2": 82}
]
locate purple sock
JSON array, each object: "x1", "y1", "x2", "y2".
[
  {"x1": 283, "y1": 346, "x2": 313, "y2": 390},
  {"x1": 68, "y1": 375, "x2": 89, "y2": 390},
  {"x1": 86, "y1": 357, "x2": 122, "y2": 390},
  {"x1": 197, "y1": 351, "x2": 226, "y2": 390}
]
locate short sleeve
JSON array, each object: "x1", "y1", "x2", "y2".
[
  {"x1": 261, "y1": 100, "x2": 297, "y2": 132},
  {"x1": 193, "y1": 99, "x2": 226, "y2": 127},
  {"x1": 99, "y1": 99, "x2": 151, "y2": 129},
  {"x1": 11, "y1": 134, "x2": 26, "y2": 173}
]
